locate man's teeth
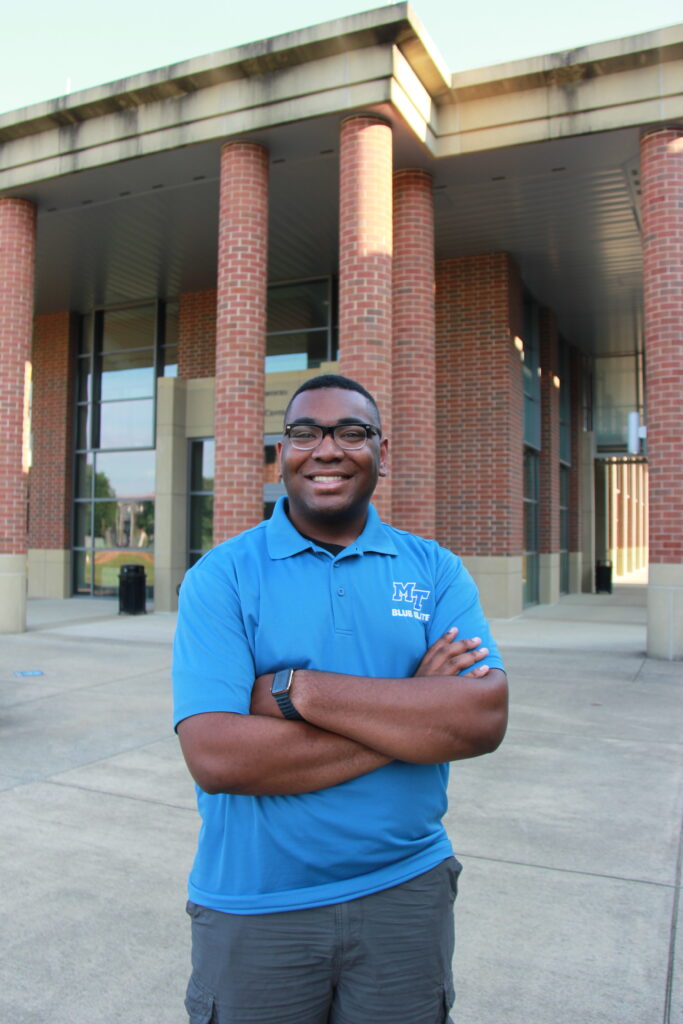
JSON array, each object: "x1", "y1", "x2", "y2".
[{"x1": 311, "y1": 475, "x2": 345, "y2": 481}]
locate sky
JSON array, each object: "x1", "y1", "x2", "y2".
[{"x1": 2, "y1": 0, "x2": 682, "y2": 116}]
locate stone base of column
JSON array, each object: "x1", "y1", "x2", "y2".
[
  {"x1": 569, "y1": 552, "x2": 583, "y2": 594},
  {"x1": 647, "y1": 563, "x2": 683, "y2": 660},
  {"x1": 0, "y1": 554, "x2": 27, "y2": 633},
  {"x1": 154, "y1": 378, "x2": 190, "y2": 613},
  {"x1": 27, "y1": 549, "x2": 70, "y2": 598},
  {"x1": 539, "y1": 553, "x2": 560, "y2": 605},
  {"x1": 461, "y1": 556, "x2": 523, "y2": 619}
]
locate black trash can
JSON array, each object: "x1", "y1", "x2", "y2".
[
  {"x1": 596, "y1": 560, "x2": 613, "y2": 594},
  {"x1": 119, "y1": 564, "x2": 147, "y2": 614}
]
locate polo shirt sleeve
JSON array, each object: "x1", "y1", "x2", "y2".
[
  {"x1": 172, "y1": 552, "x2": 256, "y2": 729},
  {"x1": 428, "y1": 548, "x2": 505, "y2": 674}
]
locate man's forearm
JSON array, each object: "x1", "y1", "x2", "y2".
[
  {"x1": 177, "y1": 711, "x2": 391, "y2": 796},
  {"x1": 283, "y1": 668, "x2": 508, "y2": 764}
]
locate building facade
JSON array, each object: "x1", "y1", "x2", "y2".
[{"x1": 0, "y1": 5, "x2": 681, "y2": 657}]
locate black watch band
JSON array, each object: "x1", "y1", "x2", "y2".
[{"x1": 271, "y1": 668, "x2": 304, "y2": 721}]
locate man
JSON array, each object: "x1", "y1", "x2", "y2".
[{"x1": 173, "y1": 373, "x2": 508, "y2": 1024}]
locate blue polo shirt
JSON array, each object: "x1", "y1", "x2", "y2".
[{"x1": 172, "y1": 497, "x2": 504, "y2": 914}]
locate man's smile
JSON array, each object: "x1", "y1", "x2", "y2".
[{"x1": 308, "y1": 474, "x2": 349, "y2": 482}]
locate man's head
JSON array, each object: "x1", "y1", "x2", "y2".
[
  {"x1": 278, "y1": 375, "x2": 387, "y2": 544},
  {"x1": 283, "y1": 374, "x2": 381, "y2": 431}
]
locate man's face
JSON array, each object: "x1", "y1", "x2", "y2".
[{"x1": 277, "y1": 387, "x2": 388, "y2": 541}]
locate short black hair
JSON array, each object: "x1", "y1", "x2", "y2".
[{"x1": 284, "y1": 374, "x2": 382, "y2": 429}]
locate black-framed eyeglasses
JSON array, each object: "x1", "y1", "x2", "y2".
[{"x1": 284, "y1": 422, "x2": 381, "y2": 451}]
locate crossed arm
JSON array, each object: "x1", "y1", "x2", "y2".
[{"x1": 177, "y1": 629, "x2": 508, "y2": 797}]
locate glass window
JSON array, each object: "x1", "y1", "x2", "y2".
[
  {"x1": 94, "y1": 450, "x2": 155, "y2": 498},
  {"x1": 266, "y1": 278, "x2": 334, "y2": 374},
  {"x1": 266, "y1": 331, "x2": 328, "y2": 373},
  {"x1": 101, "y1": 352, "x2": 155, "y2": 401},
  {"x1": 92, "y1": 550, "x2": 154, "y2": 596},
  {"x1": 101, "y1": 306, "x2": 156, "y2": 353},
  {"x1": 76, "y1": 404, "x2": 91, "y2": 451},
  {"x1": 522, "y1": 297, "x2": 541, "y2": 451},
  {"x1": 267, "y1": 280, "x2": 330, "y2": 333},
  {"x1": 74, "y1": 453, "x2": 94, "y2": 498},
  {"x1": 73, "y1": 302, "x2": 164, "y2": 597},
  {"x1": 188, "y1": 439, "x2": 215, "y2": 567},
  {"x1": 189, "y1": 495, "x2": 214, "y2": 553},
  {"x1": 559, "y1": 340, "x2": 571, "y2": 465},
  {"x1": 523, "y1": 449, "x2": 539, "y2": 607},
  {"x1": 91, "y1": 499, "x2": 154, "y2": 550},
  {"x1": 99, "y1": 398, "x2": 155, "y2": 449},
  {"x1": 77, "y1": 356, "x2": 93, "y2": 402},
  {"x1": 162, "y1": 300, "x2": 179, "y2": 378},
  {"x1": 74, "y1": 501, "x2": 92, "y2": 548},
  {"x1": 190, "y1": 438, "x2": 215, "y2": 492},
  {"x1": 594, "y1": 354, "x2": 640, "y2": 450},
  {"x1": 560, "y1": 465, "x2": 570, "y2": 594}
]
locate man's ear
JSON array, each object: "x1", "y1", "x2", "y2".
[
  {"x1": 276, "y1": 440, "x2": 283, "y2": 480},
  {"x1": 378, "y1": 437, "x2": 389, "y2": 477}
]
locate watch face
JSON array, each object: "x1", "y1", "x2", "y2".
[{"x1": 271, "y1": 669, "x2": 292, "y2": 696}]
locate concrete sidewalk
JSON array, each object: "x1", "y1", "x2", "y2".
[{"x1": 0, "y1": 584, "x2": 681, "y2": 1023}]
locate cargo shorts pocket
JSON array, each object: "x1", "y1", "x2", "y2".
[{"x1": 184, "y1": 974, "x2": 216, "y2": 1024}]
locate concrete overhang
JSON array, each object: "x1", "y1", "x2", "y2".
[
  {"x1": 0, "y1": 4, "x2": 448, "y2": 192},
  {"x1": 0, "y1": 5, "x2": 681, "y2": 362},
  {"x1": 1, "y1": 8, "x2": 682, "y2": 192}
]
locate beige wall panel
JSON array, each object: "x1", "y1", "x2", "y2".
[
  {"x1": 155, "y1": 379, "x2": 189, "y2": 612},
  {"x1": 539, "y1": 552, "x2": 560, "y2": 606},
  {"x1": 27, "y1": 549, "x2": 70, "y2": 599},
  {"x1": 185, "y1": 379, "x2": 216, "y2": 438},
  {"x1": 647, "y1": 562, "x2": 683, "y2": 661},
  {"x1": 461, "y1": 555, "x2": 523, "y2": 620},
  {"x1": 0, "y1": 554, "x2": 27, "y2": 634}
]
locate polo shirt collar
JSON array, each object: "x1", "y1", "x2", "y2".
[{"x1": 266, "y1": 496, "x2": 397, "y2": 560}]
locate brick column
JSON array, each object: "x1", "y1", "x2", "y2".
[
  {"x1": 28, "y1": 312, "x2": 76, "y2": 598},
  {"x1": 213, "y1": 143, "x2": 268, "y2": 542},
  {"x1": 538, "y1": 309, "x2": 560, "y2": 604},
  {"x1": 338, "y1": 115, "x2": 393, "y2": 521},
  {"x1": 435, "y1": 253, "x2": 524, "y2": 618},
  {"x1": 392, "y1": 169, "x2": 436, "y2": 537},
  {"x1": 641, "y1": 128, "x2": 683, "y2": 658},
  {"x1": 0, "y1": 198, "x2": 36, "y2": 632}
]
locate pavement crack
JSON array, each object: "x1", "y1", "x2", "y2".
[
  {"x1": 45, "y1": 777, "x2": 195, "y2": 814},
  {"x1": 456, "y1": 849, "x2": 678, "y2": 890}
]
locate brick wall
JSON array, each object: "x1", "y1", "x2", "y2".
[
  {"x1": 0, "y1": 199, "x2": 36, "y2": 555},
  {"x1": 392, "y1": 169, "x2": 436, "y2": 538},
  {"x1": 213, "y1": 142, "x2": 268, "y2": 542},
  {"x1": 29, "y1": 312, "x2": 75, "y2": 549},
  {"x1": 178, "y1": 289, "x2": 217, "y2": 379},
  {"x1": 435, "y1": 253, "x2": 524, "y2": 556},
  {"x1": 338, "y1": 115, "x2": 393, "y2": 521},
  {"x1": 640, "y1": 128, "x2": 683, "y2": 564},
  {"x1": 539, "y1": 309, "x2": 560, "y2": 554}
]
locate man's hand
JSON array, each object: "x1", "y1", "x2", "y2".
[{"x1": 414, "y1": 628, "x2": 490, "y2": 679}]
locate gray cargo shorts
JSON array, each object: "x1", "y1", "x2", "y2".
[{"x1": 184, "y1": 856, "x2": 461, "y2": 1024}]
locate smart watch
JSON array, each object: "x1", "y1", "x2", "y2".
[{"x1": 271, "y1": 668, "x2": 304, "y2": 721}]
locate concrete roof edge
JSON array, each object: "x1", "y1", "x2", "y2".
[
  {"x1": 450, "y1": 21, "x2": 683, "y2": 95},
  {"x1": 0, "y1": 4, "x2": 449, "y2": 142}
]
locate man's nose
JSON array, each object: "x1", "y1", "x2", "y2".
[{"x1": 312, "y1": 433, "x2": 344, "y2": 457}]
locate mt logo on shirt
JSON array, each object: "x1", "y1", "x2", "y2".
[{"x1": 391, "y1": 581, "x2": 431, "y2": 622}]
